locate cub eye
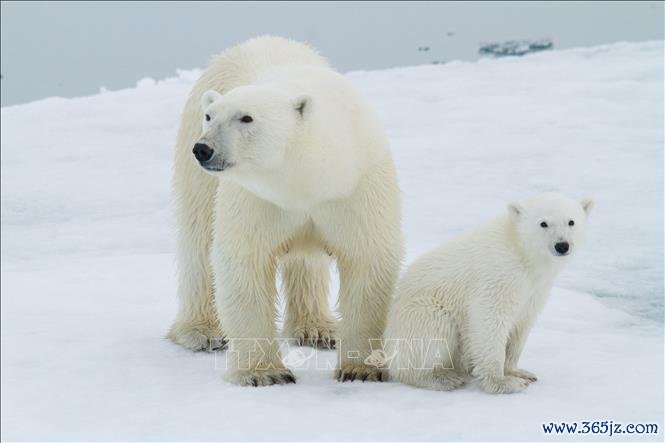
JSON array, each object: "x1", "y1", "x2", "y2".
[
  {"x1": 205, "y1": 114, "x2": 211, "y2": 122},
  {"x1": 240, "y1": 115, "x2": 253, "y2": 123},
  {"x1": 540, "y1": 222, "x2": 548, "y2": 228},
  {"x1": 569, "y1": 220, "x2": 575, "y2": 226}
]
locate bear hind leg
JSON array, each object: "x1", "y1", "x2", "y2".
[
  {"x1": 167, "y1": 320, "x2": 225, "y2": 352},
  {"x1": 281, "y1": 246, "x2": 337, "y2": 349}
]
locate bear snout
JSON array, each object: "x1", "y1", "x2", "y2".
[
  {"x1": 193, "y1": 143, "x2": 214, "y2": 163},
  {"x1": 554, "y1": 242, "x2": 570, "y2": 255}
]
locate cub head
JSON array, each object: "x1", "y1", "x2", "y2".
[
  {"x1": 508, "y1": 192, "x2": 594, "y2": 262},
  {"x1": 193, "y1": 87, "x2": 310, "y2": 175}
]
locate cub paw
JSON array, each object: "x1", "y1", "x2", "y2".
[
  {"x1": 506, "y1": 368, "x2": 538, "y2": 382},
  {"x1": 335, "y1": 363, "x2": 385, "y2": 382},
  {"x1": 432, "y1": 369, "x2": 467, "y2": 390},
  {"x1": 167, "y1": 322, "x2": 226, "y2": 352},
  {"x1": 479, "y1": 375, "x2": 529, "y2": 394},
  {"x1": 225, "y1": 368, "x2": 296, "y2": 387}
]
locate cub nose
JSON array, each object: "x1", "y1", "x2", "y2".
[
  {"x1": 193, "y1": 143, "x2": 214, "y2": 162},
  {"x1": 555, "y1": 242, "x2": 570, "y2": 255}
]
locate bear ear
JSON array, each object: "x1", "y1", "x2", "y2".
[
  {"x1": 293, "y1": 95, "x2": 311, "y2": 119},
  {"x1": 507, "y1": 202, "x2": 523, "y2": 220},
  {"x1": 201, "y1": 90, "x2": 222, "y2": 109},
  {"x1": 580, "y1": 197, "x2": 594, "y2": 216}
]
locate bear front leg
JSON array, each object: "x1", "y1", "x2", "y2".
[
  {"x1": 505, "y1": 312, "x2": 539, "y2": 383},
  {"x1": 214, "y1": 253, "x2": 295, "y2": 386},
  {"x1": 211, "y1": 185, "x2": 301, "y2": 386},
  {"x1": 468, "y1": 308, "x2": 529, "y2": 394},
  {"x1": 281, "y1": 247, "x2": 337, "y2": 349}
]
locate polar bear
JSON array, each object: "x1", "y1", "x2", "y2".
[
  {"x1": 168, "y1": 37, "x2": 403, "y2": 386},
  {"x1": 384, "y1": 193, "x2": 593, "y2": 393}
]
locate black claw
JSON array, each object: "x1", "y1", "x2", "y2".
[
  {"x1": 360, "y1": 373, "x2": 369, "y2": 382},
  {"x1": 342, "y1": 372, "x2": 353, "y2": 382},
  {"x1": 268, "y1": 375, "x2": 279, "y2": 385},
  {"x1": 283, "y1": 373, "x2": 296, "y2": 384},
  {"x1": 205, "y1": 337, "x2": 227, "y2": 352},
  {"x1": 251, "y1": 378, "x2": 258, "y2": 387}
]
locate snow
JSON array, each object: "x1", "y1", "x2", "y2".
[{"x1": 1, "y1": 41, "x2": 663, "y2": 441}]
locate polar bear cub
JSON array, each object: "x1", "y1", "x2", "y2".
[{"x1": 384, "y1": 192, "x2": 593, "y2": 393}]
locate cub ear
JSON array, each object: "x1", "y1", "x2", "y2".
[
  {"x1": 507, "y1": 202, "x2": 523, "y2": 220},
  {"x1": 580, "y1": 197, "x2": 595, "y2": 216},
  {"x1": 201, "y1": 90, "x2": 222, "y2": 109},
  {"x1": 293, "y1": 95, "x2": 311, "y2": 119}
]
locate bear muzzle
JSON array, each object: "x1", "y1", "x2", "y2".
[
  {"x1": 553, "y1": 241, "x2": 570, "y2": 256},
  {"x1": 192, "y1": 143, "x2": 234, "y2": 172},
  {"x1": 193, "y1": 143, "x2": 214, "y2": 162}
]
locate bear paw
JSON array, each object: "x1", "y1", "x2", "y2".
[
  {"x1": 167, "y1": 322, "x2": 226, "y2": 352},
  {"x1": 285, "y1": 324, "x2": 336, "y2": 349},
  {"x1": 505, "y1": 368, "x2": 538, "y2": 382},
  {"x1": 479, "y1": 375, "x2": 529, "y2": 394},
  {"x1": 431, "y1": 369, "x2": 467, "y2": 390},
  {"x1": 225, "y1": 368, "x2": 296, "y2": 387},
  {"x1": 335, "y1": 363, "x2": 386, "y2": 382}
]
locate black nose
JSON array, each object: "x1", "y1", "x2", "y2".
[
  {"x1": 193, "y1": 143, "x2": 214, "y2": 162},
  {"x1": 555, "y1": 242, "x2": 570, "y2": 254}
]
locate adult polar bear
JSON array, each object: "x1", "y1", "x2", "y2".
[{"x1": 168, "y1": 36, "x2": 403, "y2": 386}]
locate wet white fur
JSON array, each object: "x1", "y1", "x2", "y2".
[
  {"x1": 384, "y1": 193, "x2": 593, "y2": 393},
  {"x1": 168, "y1": 36, "x2": 403, "y2": 385}
]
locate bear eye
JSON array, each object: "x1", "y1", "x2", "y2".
[
  {"x1": 205, "y1": 114, "x2": 211, "y2": 122},
  {"x1": 569, "y1": 220, "x2": 575, "y2": 226},
  {"x1": 240, "y1": 115, "x2": 253, "y2": 123},
  {"x1": 540, "y1": 221, "x2": 548, "y2": 228}
]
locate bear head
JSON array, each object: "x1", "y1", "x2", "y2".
[
  {"x1": 507, "y1": 192, "x2": 594, "y2": 263},
  {"x1": 194, "y1": 87, "x2": 310, "y2": 176}
]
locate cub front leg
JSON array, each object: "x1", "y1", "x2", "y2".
[
  {"x1": 505, "y1": 305, "x2": 541, "y2": 383},
  {"x1": 468, "y1": 307, "x2": 529, "y2": 394}
]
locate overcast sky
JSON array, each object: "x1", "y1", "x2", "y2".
[{"x1": 1, "y1": 1, "x2": 663, "y2": 106}]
